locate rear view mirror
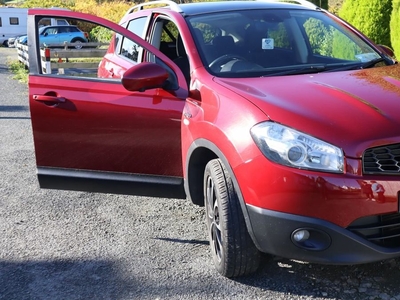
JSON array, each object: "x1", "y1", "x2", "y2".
[
  {"x1": 122, "y1": 63, "x2": 169, "y2": 92},
  {"x1": 378, "y1": 44, "x2": 395, "y2": 58}
]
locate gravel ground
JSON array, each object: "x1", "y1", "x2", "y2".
[{"x1": 1, "y1": 46, "x2": 400, "y2": 300}]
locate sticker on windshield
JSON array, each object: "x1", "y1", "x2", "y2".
[
  {"x1": 262, "y1": 38, "x2": 274, "y2": 50},
  {"x1": 355, "y1": 53, "x2": 380, "y2": 62}
]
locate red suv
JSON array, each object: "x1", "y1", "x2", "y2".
[{"x1": 28, "y1": 0, "x2": 400, "y2": 278}]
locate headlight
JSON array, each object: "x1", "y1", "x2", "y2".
[{"x1": 250, "y1": 122, "x2": 344, "y2": 173}]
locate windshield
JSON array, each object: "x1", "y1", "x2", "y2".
[
  {"x1": 39, "y1": 27, "x2": 46, "y2": 34},
  {"x1": 188, "y1": 9, "x2": 387, "y2": 77}
]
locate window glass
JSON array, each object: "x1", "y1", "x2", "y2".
[
  {"x1": 57, "y1": 19, "x2": 68, "y2": 25},
  {"x1": 119, "y1": 17, "x2": 146, "y2": 63},
  {"x1": 187, "y1": 9, "x2": 382, "y2": 78},
  {"x1": 148, "y1": 18, "x2": 179, "y2": 89},
  {"x1": 44, "y1": 28, "x2": 58, "y2": 35},
  {"x1": 121, "y1": 38, "x2": 141, "y2": 62},
  {"x1": 161, "y1": 20, "x2": 178, "y2": 43},
  {"x1": 58, "y1": 27, "x2": 68, "y2": 33},
  {"x1": 156, "y1": 19, "x2": 179, "y2": 60},
  {"x1": 191, "y1": 22, "x2": 219, "y2": 44},
  {"x1": 0, "y1": 18, "x2": 2, "y2": 27},
  {"x1": 267, "y1": 22, "x2": 291, "y2": 49},
  {"x1": 30, "y1": 19, "x2": 114, "y2": 79},
  {"x1": 301, "y1": 16, "x2": 379, "y2": 61},
  {"x1": 10, "y1": 17, "x2": 19, "y2": 25}
]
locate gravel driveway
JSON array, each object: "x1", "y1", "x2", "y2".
[{"x1": 1, "y1": 46, "x2": 400, "y2": 300}]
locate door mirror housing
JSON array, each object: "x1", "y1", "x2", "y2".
[
  {"x1": 378, "y1": 44, "x2": 395, "y2": 58},
  {"x1": 122, "y1": 63, "x2": 169, "y2": 92}
]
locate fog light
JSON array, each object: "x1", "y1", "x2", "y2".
[
  {"x1": 293, "y1": 229, "x2": 310, "y2": 242},
  {"x1": 291, "y1": 228, "x2": 331, "y2": 251}
]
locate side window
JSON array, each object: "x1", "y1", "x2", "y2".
[
  {"x1": 159, "y1": 20, "x2": 179, "y2": 60},
  {"x1": 57, "y1": 19, "x2": 69, "y2": 26},
  {"x1": 29, "y1": 17, "x2": 162, "y2": 82},
  {"x1": 119, "y1": 17, "x2": 147, "y2": 63},
  {"x1": 31, "y1": 18, "x2": 115, "y2": 79},
  {"x1": 45, "y1": 28, "x2": 58, "y2": 35},
  {"x1": 10, "y1": 17, "x2": 19, "y2": 25},
  {"x1": 0, "y1": 18, "x2": 2, "y2": 27},
  {"x1": 147, "y1": 17, "x2": 179, "y2": 89}
]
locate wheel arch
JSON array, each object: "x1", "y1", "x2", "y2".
[
  {"x1": 184, "y1": 138, "x2": 261, "y2": 249},
  {"x1": 70, "y1": 37, "x2": 85, "y2": 42}
]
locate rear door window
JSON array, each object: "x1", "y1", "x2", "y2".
[{"x1": 119, "y1": 17, "x2": 147, "y2": 63}]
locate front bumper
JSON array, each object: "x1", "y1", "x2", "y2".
[{"x1": 247, "y1": 204, "x2": 400, "y2": 264}]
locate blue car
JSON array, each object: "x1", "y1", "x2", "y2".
[{"x1": 39, "y1": 25, "x2": 88, "y2": 49}]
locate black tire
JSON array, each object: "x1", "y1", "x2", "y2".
[
  {"x1": 70, "y1": 38, "x2": 85, "y2": 49},
  {"x1": 204, "y1": 159, "x2": 260, "y2": 277}
]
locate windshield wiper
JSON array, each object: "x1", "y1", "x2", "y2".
[
  {"x1": 263, "y1": 65, "x2": 327, "y2": 77},
  {"x1": 324, "y1": 58, "x2": 387, "y2": 73},
  {"x1": 360, "y1": 57, "x2": 386, "y2": 69}
]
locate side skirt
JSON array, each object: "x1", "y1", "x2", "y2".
[{"x1": 37, "y1": 167, "x2": 186, "y2": 199}]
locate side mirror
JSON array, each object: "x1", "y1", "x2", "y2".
[
  {"x1": 43, "y1": 32, "x2": 48, "y2": 37},
  {"x1": 378, "y1": 44, "x2": 395, "y2": 58},
  {"x1": 122, "y1": 63, "x2": 169, "y2": 92}
]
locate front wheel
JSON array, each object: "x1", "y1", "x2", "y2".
[
  {"x1": 71, "y1": 38, "x2": 85, "y2": 49},
  {"x1": 204, "y1": 159, "x2": 260, "y2": 277}
]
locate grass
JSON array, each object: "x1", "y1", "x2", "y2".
[
  {"x1": 50, "y1": 57, "x2": 102, "y2": 63},
  {"x1": 7, "y1": 59, "x2": 28, "y2": 83}
]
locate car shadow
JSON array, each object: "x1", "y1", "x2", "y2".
[
  {"x1": 0, "y1": 105, "x2": 28, "y2": 112},
  {"x1": 154, "y1": 237, "x2": 209, "y2": 246},
  {"x1": 235, "y1": 255, "x2": 400, "y2": 299},
  {"x1": 0, "y1": 259, "x2": 137, "y2": 299},
  {"x1": 153, "y1": 235, "x2": 400, "y2": 298},
  {"x1": 0, "y1": 65, "x2": 11, "y2": 74},
  {"x1": 0, "y1": 105, "x2": 30, "y2": 120}
]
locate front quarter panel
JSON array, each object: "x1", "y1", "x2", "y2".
[{"x1": 182, "y1": 68, "x2": 268, "y2": 201}]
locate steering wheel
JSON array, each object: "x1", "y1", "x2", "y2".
[{"x1": 208, "y1": 54, "x2": 247, "y2": 71}]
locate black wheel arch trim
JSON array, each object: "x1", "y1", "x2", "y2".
[{"x1": 185, "y1": 138, "x2": 263, "y2": 250}]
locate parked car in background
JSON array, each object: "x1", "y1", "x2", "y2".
[
  {"x1": 0, "y1": 6, "x2": 69, "y2": 46},
  {"x1": 16, "y1": 35, "x2": 27, "y2": 46},
  {"x1": 27, "y1": 0, "x2": 400, "y2": 278},
  {"x1": 38, "y1": 25, "x2": 88, "y2": 49},
  {"x1": 15, "y1": 25, "x2": 88, "y2": 49},
  {"x1": 7, "y1": 34, "x2": 24, "y2": 47},
  {"x1": 0, "y1": 7, "x2": 27, "y2": 46}
]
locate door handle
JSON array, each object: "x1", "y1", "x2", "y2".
[
  {"x1": 33, "y1": 95, "x2": 66, "y2": 104},
  {"x1": 107, "y1": 68, "x2": 114, "y2": 77}
]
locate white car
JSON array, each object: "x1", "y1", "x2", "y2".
[{"x1": 7, "y1": 35, "x2": 23, "y2": 47}]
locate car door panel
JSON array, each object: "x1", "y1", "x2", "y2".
[{"x1": 27, "y1": 9, "x2": 188, "y2": 198}]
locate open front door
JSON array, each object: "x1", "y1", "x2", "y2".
[{"x1": 27, "y1": 9, "x2": 188, "y2": 198}]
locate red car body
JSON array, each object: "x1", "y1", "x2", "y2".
[{"x1": 27, "y1": 1, "x2": 400, "y2": 277}]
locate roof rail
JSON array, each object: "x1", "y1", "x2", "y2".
[
  {"x1": 125, "y1": 0, "x2": 183, "y2": 15},
  {"x1": 256, "y1": 0, "x2": 318, "y2": 9}
]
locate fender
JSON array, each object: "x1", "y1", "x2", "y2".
[{"x1": 184, "y1": 138, "x2": 262, "y2": 250}]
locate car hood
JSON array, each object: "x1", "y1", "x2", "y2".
[{"x1": 214, "y1": 65, "x2": 400, "y2": 157}]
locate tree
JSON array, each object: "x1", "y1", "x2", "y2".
[
  {"x1": 390, "y1": 0, "x2": 400, "y2": 58},
  {"x1": 339, "y1": 0, "x2": 392, "y2": 48},
  {"x1": 309, "y1": 0, "x2": 328, "y2": 9}
]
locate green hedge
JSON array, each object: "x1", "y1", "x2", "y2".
[
  {"x1": 339, "y1": 0, "x2": 392, "y2": 48},
  {"x1": 390, "y1": 0, "x2": 400, "y2": 58},
  {"x1": 309, "y1": 0, "x2": 328, "y2": 9}
]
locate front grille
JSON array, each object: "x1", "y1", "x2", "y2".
[
  {"x1": 348, "y1": 213, "x2": 400, "y2": 248},
  {"x1": 363, "y1": 143, "x2": 400, "y2": 175}
]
